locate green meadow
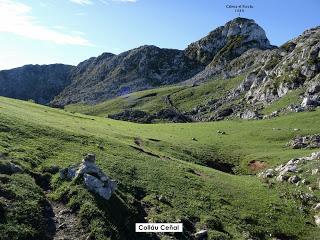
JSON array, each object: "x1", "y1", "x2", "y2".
[
  {"x1": 65, "y1": 76, "x2": 244, "y2": 118},
  {"x1": 0, "y1": 96, "x2": 320, "y2": 239}
]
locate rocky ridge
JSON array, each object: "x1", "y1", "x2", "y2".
[
  {"x1": 50, "y1": 45, "x2": 203, "y2": 106},
  {"x1": 0, "y1": 17, "x2": 319, "y2": 124},
  {"x1": 183, "y1": 27, "x2": 320, "y2": 121},
  {"x1": 50, "y1": 17, "x2": 275, "y2": 107}
]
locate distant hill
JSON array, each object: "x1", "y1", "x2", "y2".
[
  {"x1": 0, "y1": 64, "x2": 74, "y2": 104},
  {"x1": 67, "y1": 24, "x2": 320, "y2": 123}
]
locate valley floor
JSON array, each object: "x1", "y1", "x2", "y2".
[{"x1": 0, "y1": 96, "x2": 320, "y2": 240}]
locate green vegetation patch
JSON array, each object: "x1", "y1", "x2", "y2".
[
  {"x1": 0, "y1": 173, "x2": 50, "y2": 240},
  {"x1": 66, "y1": 76, "x2": 244, "y2": 119},
  {"x1": 261, "y1": 88, "x2": 305, "y2": 115}
]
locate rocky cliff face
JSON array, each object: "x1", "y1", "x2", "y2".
[
  {"x1": 0, "y1": 64, "x2": 74, "y2": 104},
  {"x1": 185, "y1": 18, "x2": 275, "y2": 84},
  {"x1": 185, "y1": 18, "x2": 273, "y2": 65},
  {"x1": 51, "y1": 45, "x2": 203, "y2": 106},
  {"x1": 184, "y1": 26, "x2": 320, "y2": 121},
  {"x1": 245, "y1": 26, "x2": 320, "y2": 103}
]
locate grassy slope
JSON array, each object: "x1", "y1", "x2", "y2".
[
  {"x1": 261, "y1": 88, "x2": 305, "y2": 115},
  {"x1": 65, "y1": 86, "x2": 185, "y2": 117},
  {"x1": 170, "y1": 76, "x2": 244, "y2": 112},
  {"x1": 1, "y1": 96, "x2": 320, "y2": 239},
  {"x1": 65, "y1": 76, "x2": 244, "y2": 118}
]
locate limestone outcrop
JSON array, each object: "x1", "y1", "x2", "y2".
[{"x1": 60, "y1": 154, "x2": 117, "y2": 200}]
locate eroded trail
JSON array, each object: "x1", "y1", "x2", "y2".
[{"x1": 46, "y1": 197, "x2": 87, "y2": 240}]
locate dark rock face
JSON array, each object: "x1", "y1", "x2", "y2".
[
  {"x1": 108, "y1": 109, "x2": 192, "y2": 123},
  {"x1": 210, "y1": 108, "x2": 234, "y2": 121},
  {"x1": 0, "y1": 161, "x2": 23, "y2": 175},
  {"x1": 0, "y1": 64, "x2": 74, "y2": 104},
  {"x1": 109, "y1": 110, "x2": 153, "y2": 123}
]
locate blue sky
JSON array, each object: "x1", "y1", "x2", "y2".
[{"x1": 0, "y1": 0, "x2": 319, "y2": 70}]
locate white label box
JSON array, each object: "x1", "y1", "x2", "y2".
[{"x1": 135, "y1": 223, "x2": 183, "y2": 232}]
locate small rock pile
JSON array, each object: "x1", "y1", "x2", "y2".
[
  {"x1": 240, "y1": 109, "x2": 261, "y2": 120},
  {"x1": 258, "y1": 151, "x2": 320, "y2": 182},
  {"x1": 60, "y1": 154, "x2": 117, "y2": 200},
  {"x1": 262, "y1": 110, "x2": 280, "y2": 119},
  {"x1": 287, "y1": 134, "x2": 320, "y2": 149},
  {"x1": 258, "y1": 151, "x2": 320, "y2": 227}
]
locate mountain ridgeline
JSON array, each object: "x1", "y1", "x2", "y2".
[
  {"x1": 1, "y1": 17, "x2": 319, "y2": 122},
  {"x1": 51, "y1": 17, "x2": 276, "y2": 107}
]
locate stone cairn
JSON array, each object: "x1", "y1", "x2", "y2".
[{"x1": 59, "y1": 153, "x2": 117, "y2": 200}]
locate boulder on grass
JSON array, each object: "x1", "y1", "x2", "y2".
[{"x1": 59, "y1": 153, "x2": 117, "y2": 200}]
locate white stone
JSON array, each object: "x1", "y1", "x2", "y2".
[
  {"x1": 84, "y1": 174, "x2": 104, "y2": 190},
  {"x1": 314, "y1": 215, "x2": 320, "y2": 227},
  {"x1": 194, "y1": 230, "x2": 208, "y2": 239},
  {"x1": 301, "y1": 97, "x2": 312, "y2": 107},
  {"x1": 275, "y1": 164, "x2": 284, "y2": 172},
  {"x1": 83, "y1": 173, "x2": 115, "y2": 200},
  {"x1": 276, "y1": 174, "x2": 288, "y2": 182},
  {"x1": 314, "y1": 203, "x2": 320, "y2": 211},
  {"x1": 311, "y1": 152, "x2": 320, "y2": 160}
]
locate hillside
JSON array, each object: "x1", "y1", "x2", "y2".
[
  {"x1": 65, "y1": 76, "x2": 245, "y2": 122},
  {"x1": 0, "y1": 64, "x2": 74, "y2": 104},
  {"x1": 1, "y1": 15, "x2": 320, "y2": 240},
  {"x1": 50, "y1": 46, "x2": 203, "y2": 107},
  {"x1": 1, "y1": 18, "x2": 318, "y2": 124},
  {"x1": 1, "y1": 96, "x2": 320, "y2": 239},
  {"x1": 65, "y1": 25, "x2": 320, "y2": 123},
  {"x1": 50, "y1": 17, "x2": 274, "y2": 107}
]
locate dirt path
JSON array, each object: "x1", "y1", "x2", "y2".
[
  {"x1": 46, "y1": 196, "x2": 88, "y2": 240},
  {"x1": 164, "y1": 94, "x2": 192, "y2": 122}
]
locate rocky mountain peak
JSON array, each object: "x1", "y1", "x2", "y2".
[
  {"x1": 222, "y1": 18, "x2": 271, "y2": 46},
  {"x1": 185, "y1": 17, "x2": 273, "y2": 65}
]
